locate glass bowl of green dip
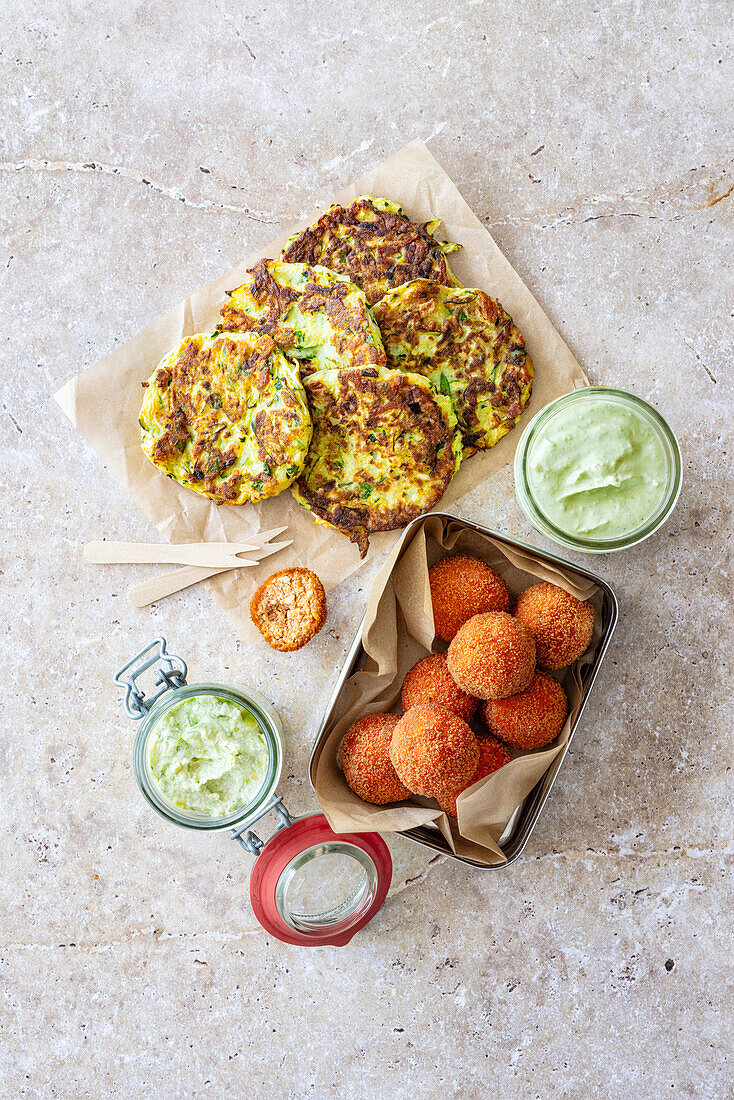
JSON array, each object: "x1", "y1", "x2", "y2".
[
  {"x1": 514, "y1": 387, "x2": 682, "y2": 553},
  {"x1": 133, "y1": 683, "x2": 283, "y2": 831}
]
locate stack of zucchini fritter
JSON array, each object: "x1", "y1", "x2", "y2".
[{"x1": 139, "y1": 196, "x2": 534, "y2": 556}]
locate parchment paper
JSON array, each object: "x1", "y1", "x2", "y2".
[
  {"x1": 53, "y1": 139, "x2": 588, "y2": 641},
  {"x1": 312, "y1": 516, "x2": 603, "y2": 866}
]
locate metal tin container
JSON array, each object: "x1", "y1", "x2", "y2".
[{"x1": 309, "y1": 513, "x2": 619, "y2": 869}]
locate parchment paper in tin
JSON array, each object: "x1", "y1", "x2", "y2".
[
  {"x1": 312, "y1": 516, "x2": 603, "y2": 866},
  {"x1": 53, "y1": 139, "x2": 587, "y2": 643}
]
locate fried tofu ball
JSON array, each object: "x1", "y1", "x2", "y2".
[
  {"x1": 438, "y1": 735, "x2": 513, "y2": 817},
  {"x1": 250, "y1": 567, "x2": 326, "y2": 652},
  {"x1": 389, "y1": 703, "x2": 479, "y2": 798},
  {"x1": 429, "y1": 554, "x2": 510, "y2": 642},
  {"x1": 401, "y1": 652, "x2": 478, "y2": 722},
  {"x1": 341, "y1": 714, "x2": 410, "y2": 805},
  {"x1": 447, "y1": 611, "x2": 535, "y2": 700},
  {"x1": 484, "y1": 672, "x2": 568, "y2": 750},
  {"x1": 514, "y1": 582, "x2": 595, "y2": 670}
]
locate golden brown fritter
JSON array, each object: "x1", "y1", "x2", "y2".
[
  {"x1": 282, "y1": 195, "x2": 461, "y2": 306},
  {"x1": 139, "y1": 332, "x2": 311, "y2": 505},
  {"x1": 373, "y1": 280, "x2": 534, "y2": 453},
  {"x1": 220, "y1": 260, "x2": 386, "y2": 378},
  {"x1": 291, "y1": 365, "x2": 462, "y2": 557}
]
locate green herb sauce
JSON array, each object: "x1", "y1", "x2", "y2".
[{"x1": 526, "y1": 399, "x2": 669, "y2": 539}]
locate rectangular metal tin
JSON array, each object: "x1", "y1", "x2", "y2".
[{"x1": 309, "y1": 513, "x2": 618, "y2": 869}]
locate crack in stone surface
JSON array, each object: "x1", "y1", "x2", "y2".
[
  {"x1": 0, "y1": 158, "x2": 279, "y2": 222},
  {"x1": 394, "y1": 853, "x2": 445, "y2": 890},
  {"x1": 2, "y1": 157, "x2": 730, "y2": 235},
  {"x1": 527, "y1": 844, "x2": 729, "y2": 864},
  {"x1": 483, "y1": 162, "x2": 734, "y2": 230},
  {"x1": 1, "y1": 928, "x2": 263, "y2": 953},
  {"x1": 1, "y1": 847, "x2": 726, "y2": 953},
  {"x1": 696, "y1": 180, "x2": 734, "y2": 208},
  {"x1": 681, "y1": 336, "x2": 718, "y2": 384}
]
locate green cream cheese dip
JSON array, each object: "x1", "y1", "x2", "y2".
[
  {"x1": 515, "y1": 388, "x2": 682, "y2": 552},
  {"x1": 147, "y1": 694, "x2": 269, "y2": 818}
]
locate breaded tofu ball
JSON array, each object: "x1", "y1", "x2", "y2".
[
  {"x1": 250, "y1": 568, "x2": 327, "y2": 652},
  {"x1": 514, "y1": 582, "x2": 595, "y2": 670},
  {"x1": 429, "y1": 554, "x2": 510, "y2": 642},
  {"x1": 438, "y1": 735, "x2": 513, "y2": 817},
  {"x1": 447, "y1": 611, "x2": 535, "y2": 700},
  {"x1": 484, "y1": 672, "x2": 568, "y2": 750},
  {"x1": 389, "y1": 704, "x2": 479, "y2": 798},
  {"x1": 401, "y1": 652, "x2": 478, "y2": 722},
  {"x1": 341, "y1": 714, "x2": 410, "y2": 805}
]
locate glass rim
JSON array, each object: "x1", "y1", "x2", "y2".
[
  {"x1": 133, "y1": 682, "x2": 283, "y2": 831},
  {"x1": 514, "y1": 387, "x2": 682, "y2": 553},
  {"x1": 274, "y1": 840, "x2": 379, "y2": 933}
]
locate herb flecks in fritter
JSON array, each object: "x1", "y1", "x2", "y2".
[
  {"x1": 220, "y1": 260, "x2": 386, "y2": 378},
  {"x1": 373, "y1": 279, "x2": 534, "y2": 453},
  {"x1": 283, "y1": 196, "x2": 461, "y2": 306},
  {"x1": 291, "y1": 366, "x2": 462, "y2": 557},
  {"x1": 139, "y1": 331, "x2": 312, "y2": 505}
]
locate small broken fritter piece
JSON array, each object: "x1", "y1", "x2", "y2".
[
  {"x1": 139, "y1": 331, "x2": 311, "y2": 505},
  {"x1": 250, "y1": 567, "x2": 327, "y2": 652},
  {"x1": 282, "y1": 195, "x2": 461, "y2": 305},
  {"x1": 373, "y1": 280, "x2": 534, "y2": 453},
  {"x1": 291, "y1": 365, "x2": 462, "y2": 557},
  {"x1": 219, "y1": 260, "x2": 386, "y2": 378}
]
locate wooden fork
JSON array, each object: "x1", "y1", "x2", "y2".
[{"x1": 83, "y1": 527, "x2": 292, "y2": 607}]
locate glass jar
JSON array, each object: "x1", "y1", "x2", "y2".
[
  {"x1": 114, "y1": 638, "x2": 392, "y2": 946},
  {"x1": 132, "y1": 681, "x2": 283, "y2": 832},
  {"x1": 514, "y1": 387, "x2": 682, "y2": 553}
]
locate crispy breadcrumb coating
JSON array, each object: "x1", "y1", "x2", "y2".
[
  {"x1": 341, "y1": 714, "x2": 410, "y2": 805},
  {"x1": 514, "y1": 582, "x2": 594, "y2": 670},
  {"x1": 429, "y1": 554, "x2": 510, "y2": 642},
  {"x1": 447, "y1": 611, "x2": 536, "y2": 699},
  {"x1": 250, "y1": 567, "x2": 326, "y2": 652},
  {"x1": 389, "y1": 703, "x2": 479, "y2": 798},
  {"x1": 438, "y1": 735, "x2": 512, "y2": 817},
  {"x1": 401, "y1": 652, "x2": 478, "y2": 722},
  {"x1": 484, "y1": 672, "x2": 568, "y2": 750}
]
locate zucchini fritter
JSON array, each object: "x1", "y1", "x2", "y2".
[
  {"x1": 282, "y1": 196, "x2": 461, "y2": 306},
  {"x1": 373, "y1": 280, "x2": 534, "y2": 453},
  {"x1": 220, "y1": 260, "x2": 386, "y2": 378},
  {"x1": 139, "y1": 331, "x2": 311, "y2": 505},
  {"x1": 291, "y1": 365, "x2": 462, "y2": 556}
]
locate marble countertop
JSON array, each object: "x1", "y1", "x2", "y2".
[{"x1": 1, "y1": 2, "x2": 731, "y2": 1096}]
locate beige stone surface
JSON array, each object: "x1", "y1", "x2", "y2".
[{"x1": 0, "y1": 1, "x2": 732, "y2": 1097}]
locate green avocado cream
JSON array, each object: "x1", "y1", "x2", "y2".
[
  {"x1": 526, "y1": 398, "x2": 669, "y2": 539},
  {"x1": 147, "y1": 694, "x2": 269, "y2": 818}
]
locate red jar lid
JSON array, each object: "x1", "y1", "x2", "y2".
[{"x1": 249, "y1": 814, "x2": 392, "y2": 947}]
